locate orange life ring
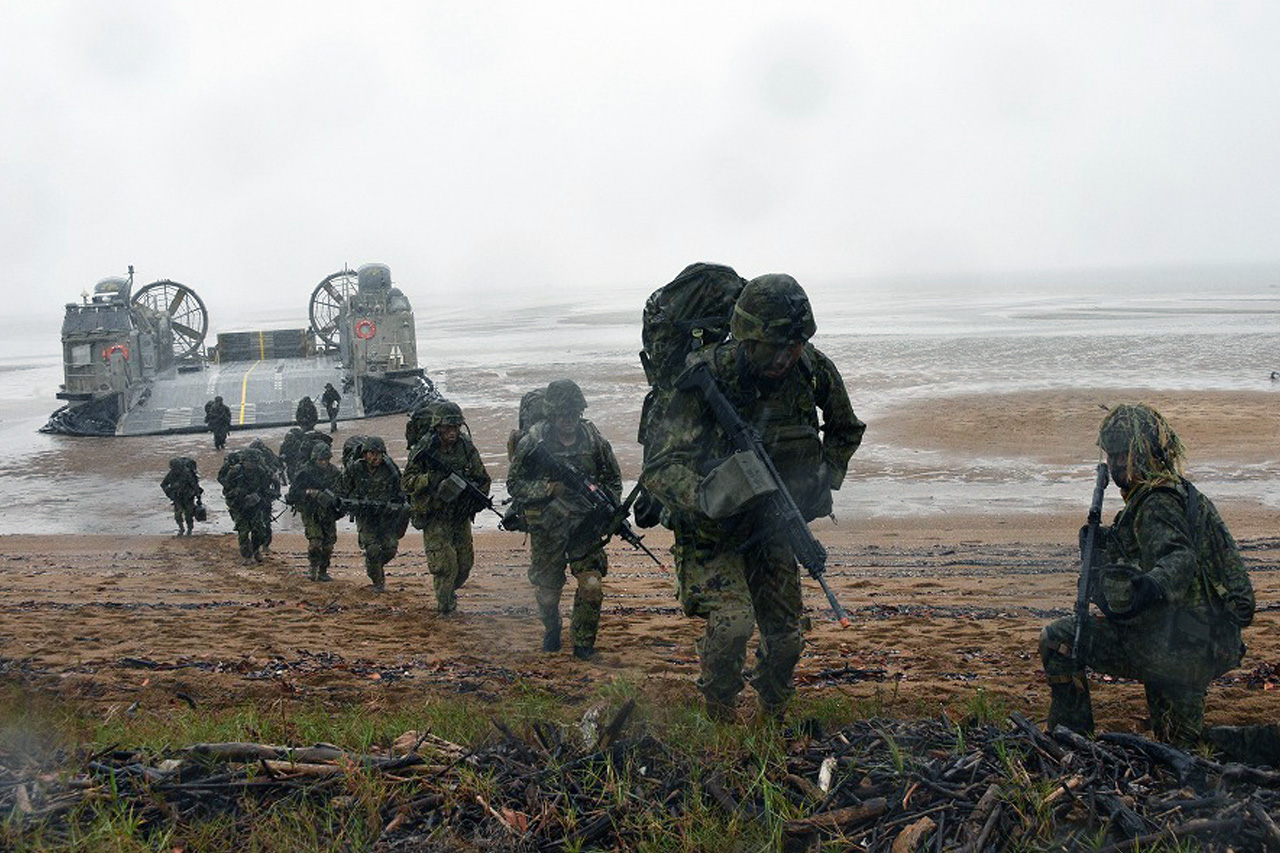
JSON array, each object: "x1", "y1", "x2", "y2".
[
  {"x1": 355, "y1": 319, "x2": 376, "y2": 340},
  {"x1": 102, "y1": 344, "x2": 130, "y2": 361}
]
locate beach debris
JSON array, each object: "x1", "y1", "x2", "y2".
[{"x1": 2, "y1": 707, "x2": 1279, "y2": 851}]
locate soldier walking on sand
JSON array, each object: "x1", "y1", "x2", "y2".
[
  {"x1": 161, "y1": 456, "x2": 202, "y2": 536},
  {"x1": 204, "y1": 396, "x2": 232, "y2": 450},
  {"x1": 339, "y1": 436, "x2": 408, "y2": 592},
  {"x1": 322, "y1": 382, "x2": 341, "y2": 433},
  {"x1": 1040, "y1": 403, "x2": 1257, "y2": 749},
  {"x1": 218, "y1": 444, "x2": 279, "y2": 565},
  {"x1": 287, "y1": 443, "x2": 343, "y2": 581},
  {"x1": 643, "y1": 274, "x2": 864, "y2": 721},
  {"x1": 508, "y1": 379, "x2": 622, "y2": 660},
  {"x1": 403, "y1": 401, "x2": 491, "y2": 614}
]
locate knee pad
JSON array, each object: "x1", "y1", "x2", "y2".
[{"x1": 577, "y1": 572, "x2": 603, "y2": 603}]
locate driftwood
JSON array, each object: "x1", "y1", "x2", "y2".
[{"x1": 3, "y1": 712, "x2": 1280, "y2": 851}]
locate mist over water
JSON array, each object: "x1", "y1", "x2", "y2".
[{"x1": 1, "y1": 265, "x2": 1278, "y2": 533}]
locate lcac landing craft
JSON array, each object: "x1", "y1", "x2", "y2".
[{"x1": 42, "y1": 263, "x2": 439, "y2": 436}]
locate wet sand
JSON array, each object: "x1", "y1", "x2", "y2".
[{"x1": 0, "y1": 387, "x2": 1276, "y2": 733}]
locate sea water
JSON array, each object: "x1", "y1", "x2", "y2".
[{"x1": 0, "y1": 265, "x2": 1277, "y2": 533}]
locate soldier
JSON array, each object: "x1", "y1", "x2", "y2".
[
  {"x1": 339, "y1": 435, "x2": 408, "y2": 592},
  {"x1": 321, "y1": 382, "x2": 342, "y2": 433},
  {"x1": 161, "y1": 457, "x2": 202, "y2": 536},
  {"x1": 279, "y1": 427, "x2": 307, "y2": 482},
  {"x1": 508, "y1": 379, "x2": 622, "y2": 659},
  {"x1": 287, "y1": 443, "x2": 343, "y2": 581},
  {"x1": 1040, "y1": 403, "x2": 1255, "y2": 748},
  {"x1": 402, "y1": 401, "x2": 491, "y2": 614},
  {"x1": 204, "y1": 396, "x2": 232, "y2": 450},
  {"x1": 296, "y1": 395, "x2": 319, "y2": 432},
  {"x1": 218, "y1": 445, "x2": 279, "y2": 565},
  {"x1": 643, "y1": 274, "x2": 864, "y2": 721}
]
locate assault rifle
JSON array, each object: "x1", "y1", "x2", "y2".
[
  {"x1": 677, "y1": 361, "x2": 851, "y2": 627},
  {"x1": 526, "y1": 443, "x2": 664, "y2": 567},
  {"x1": 1072, "y1": 463, "x2": 1110, "y2": 659},
  {"x1": 410, "y1": 445, "x2": 506, "y2": 526}
]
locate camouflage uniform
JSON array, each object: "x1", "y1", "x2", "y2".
[
  {"x1": 339, "y1": 437, "x2": 407, "y2": 591},
  {"x1": 402, "y1": 403, "x2": 491, "y2": 613},
  {"x1": 218, "y1": 447, "x2": 278, "y2": 563},
  {"x1": 509, "y1": 380, "x2": 622, "y2": 657},
  {"x1": 286, "y1": 445, "x2": 343, "y2": 581},
  {"x1": 205, "y1": 397, "x2": 232, "y2": 450},
  {"x1": 279, "y1": 427, "x2": 306, "y2": 482},
  {"x1": 295, "y1": 396, "x2": 319, "y2": 432},
  {"x1": 644, "y1": 274, "x2": 864, "y2": 719},
  {"x1": 1041, "y1": 404, "x2": 1253, "y2": 747},
  {"x1": 321, "y1": 383, "x2": 341, "y2": 433},
  {"x1": 161, "y1": 457, "x2": 202, "y2": 536}
]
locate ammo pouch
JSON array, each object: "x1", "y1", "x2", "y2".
[
  {"x1": 526, "y1": 493, "x2": 592, "y2": 533},
  {"x1": 437, "y1": 473, "x2": 468, "y2": 504},
  {"x1": 697, "y1": 451, "x2": 776, "y2": 519}
]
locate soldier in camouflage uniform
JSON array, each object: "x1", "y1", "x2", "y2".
[
  {"x1": 218, "y1": 445, "x2": 279, "y2": 564},
  {"x1": 161, "y1": 457, "x2": 202, "y2": 536},
  {"x1": 508, "y1": 380, "x2": 622, "y2": 659},
  {"x1": 339, "y1": 435, "x2": 408, "y2": 592},
  {"x1": 205, "y1": 396, "x2": 232, "y2": 450},
  {"x1": 296, "y1": 396, "x2": 320, "y2": 432},
  {"x1": 402, "y1": 401, "x2": 491, "y2": 613},
  {"x1": 287, "y1": 443, "x2": 343, "y2": 581},
  {"x1": 321, "y1": 382, "x2": 341, "y2": 433},
  {"x1": 644, "y1": 274, "x2": 864, "y2": 721},
  {"x1": 1041, "y1": 404, "x2": 1254, "y2": 747}
]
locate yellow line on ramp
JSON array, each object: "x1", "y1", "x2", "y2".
[{"x1": 238, "y1": 361, "x2": 262, "y2": 424}]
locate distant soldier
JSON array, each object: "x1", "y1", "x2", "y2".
[
  {"x1": 295, "y1": 396, "x2": 319, "y2": 431},
  {"x1": 287, "y1": 443, "x2": 343, "y2": 581},
  {"x1": 1041, "y1": 403, "x2": 1255, "y2": 748},
  {"x1": 643, "y1": 274, "x2": 864, "y2": 721},
  {"x1": 160, "y1": 456, "x2": 202, "y2": 536},
  {"x1": 403, "y1": 401, "x2": 491, "y2": 614},
  {"x1": 204, "y1": 396, "x2": 232, "y2": 450},
  {"x1": 339, "y1": 436, "x2": 408, "y2": 592},
  {"x1": 218, "y1": 446, "x2": 279, "y2": 565},
  {"x1": 321, "y1": 382, "x2": 342, "y2": 433},
  {"x1": 508, "y1": 379, "x2": 622, "y2": 659}
]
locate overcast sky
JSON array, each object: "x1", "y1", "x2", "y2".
[{"x1": 5, "y1": 1, "x2": 1280, "y2": 322}]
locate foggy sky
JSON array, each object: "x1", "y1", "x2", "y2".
[{"x1": 4, "y1": 1, "x2": 1280, "y2": 325}]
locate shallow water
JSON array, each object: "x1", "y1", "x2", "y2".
[{"x1": 2, "y1": 266, "x2": 1279, "y2": 534}]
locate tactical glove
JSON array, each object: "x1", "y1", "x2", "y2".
[{"x1": 1127, "y1": 574, "x2": 1164, "y2": 614}]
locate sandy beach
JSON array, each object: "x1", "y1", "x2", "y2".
[{"x1": 1, "y1": 387, "x2": 1275, "y2": 735}]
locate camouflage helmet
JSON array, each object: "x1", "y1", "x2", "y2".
[
  {"x1": 730, "y1": 274, "x2": 816, "y2": 344},
  {"x1": 544, "y1": 379, "x2": 587, "y2": 416},
  {"x1": 363, "y1": 436, "x2": 388, "y2": 455},
  {"x1": 431, "y1": 401, "x2": 465, "y2": 428},
  {"x1": 1098, "y1": 403, "x2": 1185, "y2": 488},
  {"x1": 311, "y1": 443, "x2": 333, "y2": 462}
]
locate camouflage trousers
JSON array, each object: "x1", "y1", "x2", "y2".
[
  {"x1": 528, "y1": 528, "x2": 608, "y2": 650},
  {"x1": 171, "y1": 497, "x2": 196, "y2": 532},
  {"x1": 421, "y1": 517, "x2": 474, "y2": 613},
  {"x1": 300, "y1": 511, "x2": 337, "y2": 576},
  {"x1": 1040, "y1": 614, "x2": 1214, "y2": 747},
  {"x1": 357, "y1": 519, "x2": 400, "y2": 586},
  {"x1": 679, "y1": 536, "x2": 804, "y2": 713},
  {"x1": 231, "y1": 505, "x2": 271, "y2": 559}
]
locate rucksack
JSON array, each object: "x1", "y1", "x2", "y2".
[
  {"x1": 1185, "y1": 481, "x2": 1255, "y2": 628},
  {"x1": 506, "y1": 389, "x2": 547, "y2": 461},
  {"x1": 406, "y1": 400, "x2": 449, "y2": 449},
  {"x1": 637, "y1": 263, "x2": 746, "y2": 446}
]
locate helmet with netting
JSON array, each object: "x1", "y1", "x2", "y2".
[
  {"x1": 363, "y1": 436, "x2": 388, "y2": 455},
  {"x1": 1098, "y1": 403, "x2": 1185, "y2": 489},
  {"x1": 431, "y1": 401, "x2": 465, "y2": 428},
  {"x1": 544, "y1": 379, "x2": 587, "y2": 416},
  {"x1": 730, "y1": 274, "x2": 816, "y2": 344}
]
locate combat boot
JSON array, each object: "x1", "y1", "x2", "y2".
[
  {"x1": 573, "y1": 645, "x2": 597, "y2": 661},
  {"x1": 1046, "y1": 677, "x2": 1095, "y2": 736},
  {"x1": 186, "y1": 521, "x2": 194, "y2": 535},
  {"x1": 176, "y1": 524, "x2": 185, "y2": 537},
  {"x1": 542, "y1": 623, "x2": 562, "y2": 652},
  {"x1": 307, "y1": 564, "x2": 318, "y2": 582}
]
